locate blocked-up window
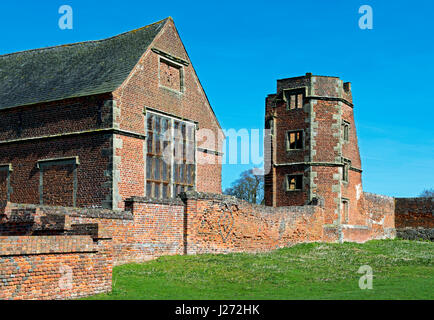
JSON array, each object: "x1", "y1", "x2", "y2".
[
  {"x1": 146, "y1": 111, "x2": 196, "y2": 199},
  {"x1": 342, "y1": 199, "x2": 350, "y2": 224},
  {"x1": 159, "y1": 58, "x2": 183, "y2": 92},
  {"x1": 342, "y1": 121, "x2": 350, "y2": 142},
  {"x1": 286, "y1": 130, "x2": 303, "y2": 150},
  {"x1": 37, "y1": 158, "x2": 78, "y2": 207},
  {"x1": 286, "y1": 175, "x2": 303, "y2": 191}
]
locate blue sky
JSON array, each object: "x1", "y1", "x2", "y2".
[{"x1": 1, "y1": 0, "x2": 433, "y2": 197}]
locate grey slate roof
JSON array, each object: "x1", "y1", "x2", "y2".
[{"x1": 0, "y1": 18, "x2": 169, "y2": 110}]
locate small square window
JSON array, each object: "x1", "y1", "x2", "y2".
[
  {"x1": 286, "y1": 131, "x2": 303, "y2": 150},
  {"x1": 286, "y1": 175, "x2": 303, "y2": 191}
]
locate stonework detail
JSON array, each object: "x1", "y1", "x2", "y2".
[{"x1": 264, "y1": 73, "x2": 398, "y2": 243}]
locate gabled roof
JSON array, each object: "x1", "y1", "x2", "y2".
[{"x1": 0, "y1": 18, "x2": 169, "y2": 110}]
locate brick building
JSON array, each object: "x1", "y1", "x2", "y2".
[
  {"x1": 0, "y1": 17, "x2": 223, "y2": 210},
  {"x1": 264, "y1": 73, "x2": 368, "y2": 241},
  {"x1": 1, "y1": 23, "x2": 431, "y2": 299}
]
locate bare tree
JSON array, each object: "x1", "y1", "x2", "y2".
[
  {"x1": 419, "y1": 188, "x2": 434, "y2": 197},
  {"x1": 224, "y1": 169, "x2": 264, "y2": 204}
]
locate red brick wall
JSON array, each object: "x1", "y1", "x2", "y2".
[
  {"x1": 183, "y1": 192, "x2": 325, "y2": 254},
  {"x1": 1, "y1": 203, "x2": 136, "y2": 266},
  {"x1": 0, "y1": 93, "x2": 114, "y2": 209},
  {"x1": 3, "y1": 201, "x2": 186, "y2": 266},
  {"x1": 42, "y1": 163, "x2": 75, "y2": 206},
  {"x1": 115, "y1": 135, "x2": 145, "y2": 209},
  {"x1": 0, "y1": 235, "x2": 112, "y2": 300},
  {"x1": 0, "y1": 134, "x2": 112, "y2": 208},
  {"x1": 127, "y1": 198, "x2": 185, "y2": 260},
  {"x1": 313, "y1": 166, "x2": 340, "y2": 225},
  {"x1": 0, "y1": 189, "x2": 410, "y2": 300},
  {"x1": 2, "y1": 191, "x2": 328, "y2": 265},
  {"x1": 395, "y1": 198, "x2": 434, "y2": 229},
  {"x1": 345, "y1": 192, "x2": 396, "y2": 242},
  {"x1": 274, "y1": 165, "x2": 308, "y2": 207}
]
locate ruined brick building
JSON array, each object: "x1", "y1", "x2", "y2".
[
  {"x1": 0, "y1": 17, "x2": 223, "y2": 211},
  {"x1": 264, "y1": 74, "x2": 369, "y2": 242},
  {"x1": 0, "y1": 18, "x2": 432, "y2": 300}
]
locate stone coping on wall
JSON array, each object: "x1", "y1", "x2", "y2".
[
  {"x1": 364, "y1": 192, "x2": 395, "y2": 201},
  {"x1": 125, "y1": 196, "x2": 184, "y2": 206},
  {"x1": 0, "y1": 235, "x2": 98, "y2": 256},
  {"x1": 4, "y1": 203, "x2": 133, "y2": 220},
  {"x1": 180, "y1": 191, "x2": 322, "y2": 215}
]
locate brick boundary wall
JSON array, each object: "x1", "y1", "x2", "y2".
[
  {"x1": 1, "y1": 193, "x2": 327, "y2": 264},
  {"x1": 395, "y1": 197, "x2": 434, "y2": 241},
  {"x1": 1, "y1": 203, "x2": 136, "y2": 266},
  {"x1": 357, "y1": 192, "x2": 396, "y2": 241},
  {"x1": 2, "y1": 192, "x2": 431, "y2": 300},
  {"x1": 0, "y1": 235, "x2": 112, "y2": 300},
  {"x1": 181, "y1": 192, "x2": 325, "y2": 254},
  {"x1": 125, "y1": 197, "x2": 186, "y2": 262}
]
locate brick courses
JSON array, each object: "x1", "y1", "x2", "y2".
[
  {"x1": 395, "y1": 197, "x2": 434, "y2": 240},
  {"x1": 0, "y1": 235, "x2": 112, "y2": 300},
  {"x1": 264, "y1": 74, "x2": 390, "y2": 242},
  {"x1": 0, "y1": 191, "x2": 431, "y2": 299}
]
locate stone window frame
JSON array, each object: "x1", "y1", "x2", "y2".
[
  {"x1": 285, "y1": 129, "x2": 305, "y2": 151},
  {"x1": 283, "y1": 87, "x2": 307, "y2": 111},
  {"x1": 342, "y1": 198, "x2": 350, "y2": 224},
  {"x1": 158, "y1": 56, "x2": 185, "y2": 94},
  {"x1": 342, "y1": 120, "x2": 351, "y2": 143},
  {"x1": 36, "y1": 157, "x2": 80, "y2": 207},
  {"x1": 285, "y1": 174, "x2": 304, "y2": 192},
  {"x1": 144, "y1": 109, "x2": 197, "y2": 200},
  {"x1": 0, "y1": 163, "x2": 13, "y2": 203},
  {"x1": 342, "y1": 157, "x2": 351, "y2": 184}
]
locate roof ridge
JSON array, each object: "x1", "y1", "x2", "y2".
[{"x1": 0, "y1": 17, "x2": 170, "y2": 59}]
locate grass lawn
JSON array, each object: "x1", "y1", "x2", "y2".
[{"x1": 85, "y1": 240, "x2": 433, "y2": 300}]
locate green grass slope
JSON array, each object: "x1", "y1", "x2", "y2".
[{"x1": 86, "y1": 240, "x2": 433, "y2": 300}]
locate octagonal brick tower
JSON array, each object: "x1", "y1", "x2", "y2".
[{"x1": 264, "y1": 73, "x2": 365, "y2": 237}]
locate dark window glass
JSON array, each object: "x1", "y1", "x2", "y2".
[
  {"x1": 287, "y1": 131, "x2": 303, "y2": 150},
  {"x1": 287, "y1": 175, "x2": 303, "y2": 191}
]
